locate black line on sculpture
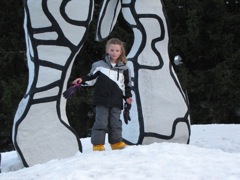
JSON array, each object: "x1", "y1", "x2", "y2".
[
  {"x1": 127, "y1": 0, "x2": 148, "y2": 144},
  {"x1": 13, "y1": 2, "x2": 37, "y2": 167},
  {"x1": 144, "y1": 111, "x2": 190, "y2": 140},
  {"x1": 14, "y1": 0, "x2": 97, "y2": 165},
  {"x1": 96, "y1": 0, "x2": 108, "y2": 41},
  {"x1": 60, "y1": 0, "x2": 92, "y2": 26},
  {"x1": 120, "y1": 0, "x2": 190, "y2": 144}
]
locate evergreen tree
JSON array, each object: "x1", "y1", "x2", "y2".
[
  {"x1": 0, "y1": 0, "x2": 26, "y2": 151},
  {"x1": 166, "y1": 0, "x2": 240, "y2": 123}
]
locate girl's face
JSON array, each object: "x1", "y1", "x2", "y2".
[{"x1": 106, "y1": 44, "x2": 122, "y2": 63}]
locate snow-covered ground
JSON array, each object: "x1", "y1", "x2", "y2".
[{"x1": 0, "y1": 124, "x2": 240, "y2": 180}]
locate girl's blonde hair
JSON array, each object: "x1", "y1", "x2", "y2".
[{"x1": 106, "y1": 38, "x2": 127, "y2": 63}]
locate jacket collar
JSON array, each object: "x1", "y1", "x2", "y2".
[{"x1": 104, "y1": 54, "x2": 127, "y2": 69}]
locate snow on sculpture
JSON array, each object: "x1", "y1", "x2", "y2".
[
  {"x1": 12, "y1": 0, "x2": 94, "y2": 167},
  {"x1": 96, "y1": 0, "x2": 191, "y2": 145},
  {"x1": 13, "y1": 0, "x2": 190, "y2": 167}
]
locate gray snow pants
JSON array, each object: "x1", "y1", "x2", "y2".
[{"x1": 91, "y1": 105, "x2": 122, "y2": 145}]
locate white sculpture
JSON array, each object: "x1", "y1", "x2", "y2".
[
  {"x1": 13, "y1": 0, "x2": 190, "y2": 167},
  {"x1": 13, "y1": 0, "x2": 94, "y2": 167},
  {"x1": 96, "y1": 0, "x2": 191, "y2": 145}
]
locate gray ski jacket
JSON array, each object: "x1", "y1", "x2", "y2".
[{"x1": 81, "y1": 55, "x2": 132, "y2": 109}]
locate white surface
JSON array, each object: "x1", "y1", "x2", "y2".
[
  {"x1": 47, "y1": 0, "x2": 88, "y2": 46},
  {"x1": 121, "y1": 0, "x2": 190, "y2": 144},
  {"x1": 1, "y1": 124, "x2": 240, "y2": 179},
  {"x1": 13, "y1": 0, "x2": 91, "y2": 167},
  {"x1": 16, "y1": 102, "x2": 80, "y2": 167},
  {"x1": 37, "y1": 45, "x2": 71, "y2": 66},
  {"x1": 96, "y1": 0, "x2": 121, "y2": 40}
]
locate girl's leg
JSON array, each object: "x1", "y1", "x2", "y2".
[
  {"x1": 91, "y1": 105, "x2": 109, "y2": 145},
  {"x1": 108, "y1": 107, "x2": 122, "y2": 144}
]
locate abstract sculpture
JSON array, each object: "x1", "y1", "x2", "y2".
[
  {"x1": 13, "y1": 0, "x2": 190, "y2": 167},
  {"x1": 12, "y1": 0, "x2": 93, "y2": 167},
  {"x1": 95, "y1": 0, "x2": 190, "y2": 145}
]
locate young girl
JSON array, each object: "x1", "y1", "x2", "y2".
[{"x1": 73, "y1": 38, "x2": 133, "y2": 151}]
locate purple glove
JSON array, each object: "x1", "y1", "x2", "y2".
[
  {"x1": 123, "y1": 102, "x2": 131, "y2": 124},
  {"x1": 63, "y1": 83, "x2": 81, "y2": 99}
]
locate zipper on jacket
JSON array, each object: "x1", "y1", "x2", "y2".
[{"x1": 117, "y1": 69, "x2": 119, "y2": 81}]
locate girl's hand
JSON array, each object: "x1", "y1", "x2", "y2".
[
  {"x1": 126, "y1": 97, "x2": 133, "y2": 104},
  {"x1": 72, "y1": 78, "x2": 82, "y2": 85}
]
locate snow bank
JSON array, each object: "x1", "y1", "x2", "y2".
[{"x1": 0, "y1": 124, "x2": 240, "y2": 180}]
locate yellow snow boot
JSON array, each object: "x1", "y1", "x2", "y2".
[
  {"x1": 93, "y1": 145, "x2": 105, "y2": 151},
  {"x1": 111, "y1": 141, "x2": 126, "y2": 150}
]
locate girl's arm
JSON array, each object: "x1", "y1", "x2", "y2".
[
  {"x1": 124, "y1": 68, "x2": 133, "y2": 103},
  {"x1": 72, "y1": 62, "x2": 100, "y2": 85}
]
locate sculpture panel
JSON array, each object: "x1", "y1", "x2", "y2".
[{"x1": 13, "y1": 0, "x2": 190, "y2": 167}]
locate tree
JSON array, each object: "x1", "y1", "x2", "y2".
[
  {"x1": 166, "y1": 0, "x2": 240, "y2": 123},
  {"x1": 0, "y1": 0, "x2": 26, "y2": 151}
]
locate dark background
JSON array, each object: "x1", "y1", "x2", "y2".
[{"x1": 0, "y1": 0, "x2": 239, "y2": 151}]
